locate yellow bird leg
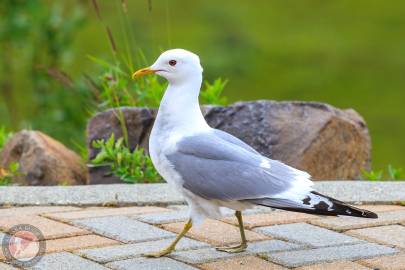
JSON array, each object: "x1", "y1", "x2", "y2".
[
  {"x1": 143, "y1": 219, "x2": 193, "y2": 258},
  {"x1": 216, "y1": 210, "x2": 247, "y2": 253}
]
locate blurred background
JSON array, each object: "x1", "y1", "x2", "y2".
[{"x1": 0, "y1": 0, "x2": 404, "y2": 170}]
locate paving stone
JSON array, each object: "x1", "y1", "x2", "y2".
[
  {"x1": 28, "y1": 252, "x2": 109, "y2": 270},
  {"x1": 134, "y1": 210, "x2": 189, "y2": 224},
  {"x1": 310, "y1": 210, "x2": 405, "y2": 231},
  {"x1": 167, "y1": 204, "x2": 188, "y2": 210},
  {"x1": 75, "y1": 237, "x2": 209, "y2": 263},
  {"x1": 295, "y1": 261, "x2": 370, "y2": 270},
  {"x1": 358, "y1": 253, "x2": 405, "y2": 270},
  {"x1": 347, "y1": 225, "x2": 405, "y2": 248},
  {"x1": 0, "y1": 184, "x2": 184, "y2": 206},
  {"x1": 162, "y1": 220, "x2": 268, "y2": 246},
  {"x1": 1, "y1": 182, "x2": 405, "y2": 206},
  {"x1": 45, "y1": 234, "x2": 119, "y2": 253},
  {"x1": 314, "y1": 181, "x2": 405, "y2": 203},
  {"x1": 43, "y1": 206, "x2": 169, "y2": 221},
  {"x1": 0, "y1": 262, "x2": 18, "y2": 270},
  {"x1": 0, "y1": 206, "x2": 80, "y2": 217},
  {"x1": 199, "y1": 255, "x2": 287, "y2": 270},
  {"x1": 254, "y1": 223, "x2": 362, "y2": 247},
  {"x1": 246, "y1": 239, "x2": 302, "y2": 254},
  {"x1": 161, "y1": 206, "x2": 273, "y2": 223},
  {"x1": 223, "y1": 211, "x2": 320, "y2": 229},
  {"x1": 107, "y1": 257, "x2": 199, "y2": 270},
  {"x1": 170, "y1": 248, "x2": 240, "y2": 264},
  {"x1": 265, "y1": 243, "x2": 398, "y2": 267},
  {"x1": 73, "y1": 215, "x2": 174, "y2": 243},
  {"x1": 357, "y1": 205, "x2": 405, "y2": 213},
  {"x1": 0, "y1": 215, "x2": 89, "y2": 240}
]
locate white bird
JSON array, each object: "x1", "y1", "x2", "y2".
[{"x1": 132, "y1": 49, "x2": 377, "y2": 257}]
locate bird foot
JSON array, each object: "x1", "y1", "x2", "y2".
[
  {"x1": 142, "y1": 247, "x2": 174, "y2": 258},
  {"x1": 216, "y1": 243, "x2": 247, "y2": 253}
]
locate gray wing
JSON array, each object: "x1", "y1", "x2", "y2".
[
  {"x1": 167, "y1": 131, "x2": 312, "y2": 201},
  {"x1": 212, "y1": 129, "x2": 259, "y2": 155}
]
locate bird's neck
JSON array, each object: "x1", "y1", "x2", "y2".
[{"x1": 155, "y1": 75, "x2": 209, "y2": 134}]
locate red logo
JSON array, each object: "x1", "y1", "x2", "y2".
[{"x1": 2, "y1": 224, "x2": 45, "y2": 267}]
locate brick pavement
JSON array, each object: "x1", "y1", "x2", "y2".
[{"x1": 0, "y1": 204, "x2": 403, "y2": 269}]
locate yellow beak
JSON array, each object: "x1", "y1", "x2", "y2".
[{"x1": 132, "y1": 67, "x2": 156, "y2": 79}]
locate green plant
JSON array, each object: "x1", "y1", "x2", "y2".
[
  {"x1": 200, "y1": 78, "x2": 228, "y2": 106},
  {"x1": 0, "y1": 162, "x2": 20, "y2": 186},
  {"x1": 0, "y1": 127, "x2": 13, "y2": 151},
  {"x1": 388, "y1": 165, "x2": 403, "y2": 180},
  {"x1": 90, "y1": 134, "x2": 162, "y2": 183},
  {"x1": 361, "y1": 169, "x2": 383, "y2": 181},
  {"x1": 362, "y1": 165, "x2": 404, "y2": 181}
]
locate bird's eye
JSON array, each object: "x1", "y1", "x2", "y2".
[{"x1": 169, "y1": 60, "x2": 177, "y2": 66}]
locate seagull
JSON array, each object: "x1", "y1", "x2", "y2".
[{"x1": 132, "y1": 49, "x2": 378, "y2": 257}]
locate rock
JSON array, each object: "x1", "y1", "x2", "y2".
[
  {"x1": 0, "y1": 130, "x2": 88, "y2": 185},
  {"x1": 87, "y1": 101, "x2": 370, "y2": 180}
]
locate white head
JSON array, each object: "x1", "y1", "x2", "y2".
[{"x1": 132, "y1": 49, "x2": 203, "y2": 85}]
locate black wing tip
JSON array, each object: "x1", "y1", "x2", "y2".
[{"x1": 362, "y1": 210, "x2": 378, "y2": 219}]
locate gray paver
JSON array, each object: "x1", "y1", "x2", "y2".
[
  {"x1": 134, "y1": 205, "x2": 275, "y2": 225},
  {"x1": 1, "y1": 181, "x2": 404, "y2": 206},
  {"x1": 0, "y1": 184, "x2": 183, "y2": 206},
  {"x1": 246, "y1": 239, "x2": 302, "y2": 253},
  {"x1": 169, "y1": 248, "x2": 239, "y2": 264},
  {"x1": 73, "y1": 216, "x2": 174, "y2": 243},
  {"x1": 28, "y1": 252, "x2": 109, "y2": 270},
  {"x1": 107, "y1": 257, "x2": 199, "y2": 270},
  {"x1": 254, "y1": 223, "x2": 363, "y2": 247},
  {"x1": 76, "y1": 237, "x2": 209, "y2": 263},
  {"x1": 134, "y1": 210, "x2": 189, "y2": 224},
  {"x1": 311, "y1": 210, "x2": 405, "y2": 230},
  {"x1": 265, "y1": 243, "x2": 399, "y2": 267}
]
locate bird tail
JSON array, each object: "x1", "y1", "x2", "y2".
[{"x1": 245, "y1": 191, "x2": 378, "y2": 218}]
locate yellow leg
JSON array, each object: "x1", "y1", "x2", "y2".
[
  {"x1": 143, "y1": 219, "x2": 193, "y2": 258},
  {"x1": 216, "y1": 211, "x2": 247, "y2": 253}
]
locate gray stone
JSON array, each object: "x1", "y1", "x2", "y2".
[
  {"x1": 134, "y1": 210, "x2": 189, "y2": 224},
  {"x1": 134, "y1": 206, "x2": 274, "y2": 224},
  {"x1": 28, "y1": 252, "x2": 108, "y2": 270},
  {"x1": 73, "y1": 216, "x2": 174, "y2": 243},
  {"x1": 247, "y1": 239, "x2": 302, "y2": 253},
  {"x1": 311, "y1": 209, "x2": 405, "y2": 231},
  {"x1": 87, "y1": 101, "x2": 371, "y2": 180},
  {"x1": 169, "y1": 248, "x2": 239, "y2": 264},
  {"x1": 0, "y1": 183, "x2": 183, "y2": 206},
  {"x1": 265, "y1": 243, "x2": 399, "y2": 267},
  {"x1": 106, "y1": 257, "x2": 199, "y2": 270},
  {"x1": 0, "y1": 182, "x2": 404, "y2": 206},
  {"x1": 314, "y1": 181, "x2": 405, "y2": 204},
  {"x1": 254, "y1": 223, "x2": 363, "y2": 247},
  {"x1": 76, "y1": 237, "x2": 209, "y2": 263}
]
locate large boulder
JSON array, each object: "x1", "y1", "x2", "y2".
[
  {"x1": 87, "y1": 101, "x2": 371, "y2": 181},
  {"x1": 0, "y1": 130, "x2": 88, "y2": 185}
]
